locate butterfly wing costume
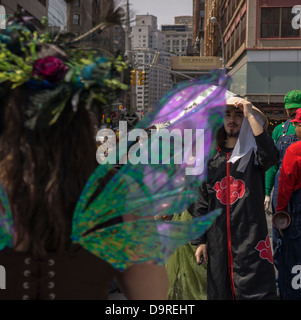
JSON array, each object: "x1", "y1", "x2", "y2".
[{"x1": 0, "y1": 11, "x2": 230, "y2": 272}]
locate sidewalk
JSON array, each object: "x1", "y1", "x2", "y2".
[{"x1": 108, "y1": 212, "x2": 276, "y2": 301}]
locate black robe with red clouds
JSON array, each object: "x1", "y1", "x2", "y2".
[{"x1": 192, "y1": 131, "x2": 279, "y2": 300}]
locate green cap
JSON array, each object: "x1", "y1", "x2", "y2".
[{"x1": 284, "y1": 90, "x2": 301, "y2": 109}]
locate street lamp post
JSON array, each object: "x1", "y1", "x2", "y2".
[{"x1": 210, "y1": 17, "x2": 226, "y2": 70}]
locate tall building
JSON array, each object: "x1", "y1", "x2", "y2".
[
  {"x1": 48, "y1": 0, "x2": 67, "y2": 31},
  {"x1": 205, "y1": 0, "x2": 301, "y2": 129},
  {"x1": 90, "y1": 0, "x2": 125, "y2": 54},
  {"x1": 161, "y1": 16, "x2": 193, "y2": 56},
  {"x1": 66, "y1": 0, "x2": 125, "y2": 54},
  {"x1": 193, "y1": 0, "x2": 205, "y2": 56},
  {"x1": 66, "y1": 0, "x2": 93, "y2": 35},
  {"x1": 204, "y1": 0, "x2": 221, "y2": 57},
  {"x1": 131, "y1": 15, "x2": 166, "y2": 50},
  {"x1": 1, "y1": 0, "x2": 49, "y2": 29},
  {"x1": 131, "y1": 14, "x2": 172, "y2": 118},
  {"x1": 110, "y1": 24, "x2": 125, "y2": 54}
]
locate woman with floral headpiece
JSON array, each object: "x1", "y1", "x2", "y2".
[
  {"x1": 0, "y1": 9, "x2": 229, "y2": 301},
  {"x1": 0, "y1": 10, "x2": 169, "y2": 301}
]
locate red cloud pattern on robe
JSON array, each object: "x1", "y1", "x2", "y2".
[
  {"x1": 255, "y1": 235, "x2": 273, "y2": 264},
  {"x1": 214, "y1": 176, "x2": 245, "y2": 205}
]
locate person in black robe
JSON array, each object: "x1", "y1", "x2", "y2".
[{"x1": 192, "y1": 97, "x2": 279, "y2": 300}]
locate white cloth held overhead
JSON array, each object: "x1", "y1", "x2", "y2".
[{"x1": 228, "y1": 111, "x2": 266, "y2": 172}]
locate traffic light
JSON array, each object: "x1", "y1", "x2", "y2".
[
  {"x1": 119, "y1": 105, "x2": 123, "y2": 110},
  {"x1": 138, "y1": 70, "x2": 146, "y2": 85},
  {"x1": 130, "y1": 69, "x2": 137, "y2": 85}
]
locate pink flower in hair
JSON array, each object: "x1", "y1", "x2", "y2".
[{"x1": 32, "y1": 56, "x2": 69, "y2": 84}]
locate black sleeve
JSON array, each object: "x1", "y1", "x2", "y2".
[
  {"x1": 190, "y1": 181, "x2": 209, "y2": 246},
  {"x1": 255, "y1": 131, "x2": 280, "y2": 171},
  {"x1": 192, "y1": 181, "x2": 209, "y2": 217}
]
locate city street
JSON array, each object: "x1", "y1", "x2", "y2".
[{"x1": 0, "y1": 0, "x2": 300, "y2": 301}]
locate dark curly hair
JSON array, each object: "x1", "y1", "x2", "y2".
[
  {"x1": 0, "y1": 45, "x2": 100, "y2": 256},
  {"x1": 216, "y1": 125, "x2": 227, "y2": 147}
]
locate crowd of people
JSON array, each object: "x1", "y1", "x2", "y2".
[
  {"x1": 166, "y1": 91, "x2": 301, "y2": 300},
  {"x1": 1, "y1": 9, "x2": 301, "y2": 301}
]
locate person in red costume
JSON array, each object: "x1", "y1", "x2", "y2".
[
  {"x1": 277, "y1": 108, "x2": 301, "y2": 212},
  {"x1": 276, "y1": 108, "x2": 301, "y2": 300}
]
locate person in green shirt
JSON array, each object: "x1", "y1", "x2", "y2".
[
  {"x1": 265, "y1": 119, "x2": 297, "y2": 205},
  {"x1": 264, "y1": 90, "x2": 301, "y2": 274},
  {"x1": 265, "y1": 91, "x2": 301, "y2": 208}
]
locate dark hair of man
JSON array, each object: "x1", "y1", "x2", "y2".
[{"x1": 216, "y1": 125, "x2": 227, "y2": 147}]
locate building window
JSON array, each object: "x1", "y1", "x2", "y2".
[
  {"x1": 261, "y1": 7, "x2": 300, "y2": 38},
  {"x1": 73, "y1": 14, "x2": 80, "y2": 25},
  {"x1": 281, "y1": 7, "x2": 300, "y2": 37},
  {"x1": 38, "y1": 0, "x2": 46, "y2": 6},
  {"x1": 235, "y1": 23, "x2": 240, "y2": 50},
  {"x1": 231, "y1": 0, "x2": 236, "y2": 16},
  {"x1": 225, "y1": 41, "x2": 230, "y2": 62},
  {"x1": 261, "y1": 8, "x2": 280, "y2": 38},
  {"x1": 74, "y1": 0, "x2": 80, "y2": 7},
  {"x1": 230, "y1": 34, "x2": 234, "y2": 58},
  {"x1": 240, "y1": 14, "x2": 246, "y2": 45},
  {"x1": 227, "y1": 6, "x2": 231, "y2": 25}
]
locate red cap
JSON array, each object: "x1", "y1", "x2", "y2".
[{"x1": 290, "y1": 108, "x2": 301, "y2": 123}]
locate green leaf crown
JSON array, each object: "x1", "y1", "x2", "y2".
[{"x1": 0, "y1": 14, "x2": 128, "y2": 129}]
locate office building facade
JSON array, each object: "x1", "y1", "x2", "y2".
[
  {"x1": 131, "y1": 14, "x2": 172, "y2": 118},
  {"x1": 1, "y1": 0, "x2": 49, "y2": 29},
  {"x1": 205, "y1": 0, "x2": 301, "y2": 127},
  {"x1": 161, "y1": 16, "x2": 193, "y2": 56}
]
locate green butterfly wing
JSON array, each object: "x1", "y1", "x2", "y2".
[{"x1": 71, "y1": 75, "x2": 228, "y2": 270}]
